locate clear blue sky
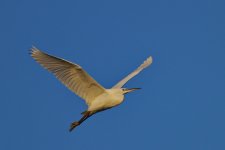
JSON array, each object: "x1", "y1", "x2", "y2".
[{"x1": 1, "y1": 0, "x2": 225, "y2": 150}]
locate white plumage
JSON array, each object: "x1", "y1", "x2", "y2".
[{"x1": 30, "y1": 46, "x2": 152, "y2": 131}]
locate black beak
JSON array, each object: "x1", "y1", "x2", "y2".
[{"x1": 124, "y1": 88, "x2": 141, "y2": 94}]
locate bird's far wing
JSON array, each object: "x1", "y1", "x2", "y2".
[
  {"x1": 112, "y1": 56, "x2": 152, "y2": 88},
  {"x1": 30, "y1": 47, "x2": 106, "y2": 106}
]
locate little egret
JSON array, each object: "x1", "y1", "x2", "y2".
[{"x1": 30, "y1": 47, "x2": 152, "y2": 132}]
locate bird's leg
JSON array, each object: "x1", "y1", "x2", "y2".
[{"x1": 69, "y1": 111, "x2": 92, "y2": 132}]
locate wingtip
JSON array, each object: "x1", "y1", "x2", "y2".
[
  {"x1": 147, "y1": 56, "x2": 153, "y2": 63},
  {"x1": 29, "y1": 45, "x2": 41, "y2": 57},
  {"x1": 29, "y1": 47, "x2": 35, "y2": 56},
  {"x1": 143, "y1": 56, "x2": 153, "y2": 67},
  {"x1": 30, "y1": 45, "x2": 38, "y2": 51}
]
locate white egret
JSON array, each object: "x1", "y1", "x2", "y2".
[{"x1": 30, "y1": 47, "x2": 152, "y2": 132}]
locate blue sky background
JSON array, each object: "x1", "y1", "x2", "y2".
[{"x1": 1, "y1": 0, "x2": 225, "y2": 150}]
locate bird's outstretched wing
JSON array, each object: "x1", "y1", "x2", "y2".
[
  {"x1": 30, "y1": 47, "x2": 106, "y2": 106},
  {"x1": 113, "y1": 56, "x2": 152, "y2": 88}
]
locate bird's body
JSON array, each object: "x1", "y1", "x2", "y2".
[
  {"x1": 30, "y1": 47, "x2": 152, "y2": 131},
  {"x1": 88, "y1": 89, "x2": 124, "y2": 112}
]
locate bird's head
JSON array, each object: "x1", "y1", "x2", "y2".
[{"x1": 122, "y1": 88, "x2": 141, "y2": 94}]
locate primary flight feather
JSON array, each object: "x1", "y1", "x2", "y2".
[{"x1": 30, "y1": 46, "x2": 153, "y2": 131}]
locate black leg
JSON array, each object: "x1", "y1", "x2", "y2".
[{"x1": 69, "y1": 111, "x2": 92, "y2": 132}]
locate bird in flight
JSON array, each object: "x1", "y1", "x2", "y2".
[{"x1": 30, "y1": 46, "x2": 153, "y2": 132}]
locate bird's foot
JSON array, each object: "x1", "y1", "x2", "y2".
[{"x1": 69, "y1": 121, "x2": 80, "y2": 132}]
